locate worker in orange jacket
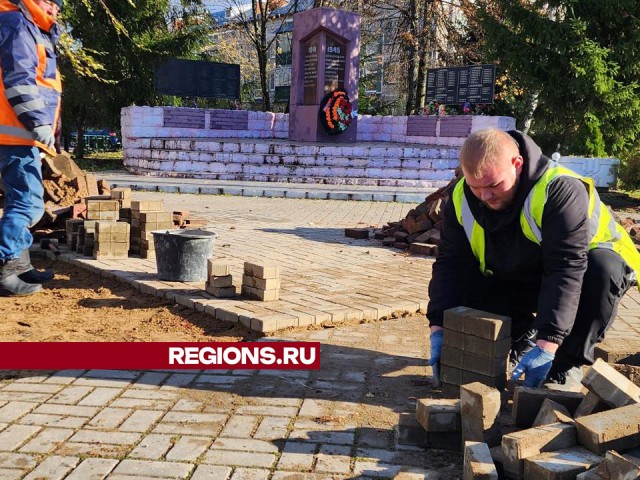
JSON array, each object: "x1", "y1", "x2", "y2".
[{"x1": 0, "y1": 0, "x2": 62, "y2": 296}]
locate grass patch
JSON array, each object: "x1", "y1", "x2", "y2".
[{"x1": 74, "y1": 150, "x2": 125, "y2": 172}]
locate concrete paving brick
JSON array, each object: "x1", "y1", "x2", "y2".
[
  {"x1": 353, "y1": 461, "x2": 402, "y2": 478},
  {"x1": 165, "y1": 436, "x2": 210, "y2": 461},
  {"x1": 523, "y1": 447, "x2": 601, "y2": 480},
  {"x1": 298, "y1": 399, "x2": 329, "y2": 417},
  {"x1": 203, "y1": 449, "x2": 276, "y2": 468},
  {"x1": 121, "y1": 389, "x2": 178, "y2": 401},
  {"x1": 460, "y1": 383, "x2": 501, "y2": 447},
  {"x1": 253, "y1": 416, "x2": 291, "y2": 440},
  {"x1": 88, "y1": 407, "x2": 132, "y2": 429},
  {"x1": 19, "y1": 427, "x2": 73, "y2": 453},
  {"x1": 0, "y1": 452, "x2": 37, "y2": 470},
  {"x1": 289, "y1": 428, "x2": 355, "y2": 445},
  {"x1": 513, "y1": 387, "x2": 584, "y2": 428},
  {"x1": 211, "y1": 437, "x2": 279, "y2": 453},
  {"x1": 110, "y1": 398, "x2": 175, "y2": 410},
  {"x1": 153, "y1": 421, "x2": 225, "y2": 435},
  {"x1": 119, "y1": 410, "x2": 165, "y2": 432},
  {"x1": 22, "y1": 455, "x2": 79, "y2": 480},
  {"x1": 69, "y1": 429, "x2": 141, "y2": 445},
  {"x1": 33, "y1": 403, "x2": 99, "y2": 418},
  {"x1": 49, "y1": 386, "x2": 93, "y2": 404},
  {"x1": 133, "y1": 372, "x2": 169, "y2": 388},
  {"x1": 594, "y1": 338, "x2": 640, "y2": 365},
  {"x1": 235, "y1": 405, "x2": 298, "y2": 417},
  {"x1": 219, "y1": 415, "x2": 259, "y2": 438},
  {"x1": 171, "y1": 399, "x2": 204, "y2": 412},
  {"x1": 128, "y1": 434, "x2": 175, "y2": 460},
  {"x1": 230, "y1": 468, "x2": 271, "y2": 480},
  {"x1": 0, "y1": 468, "x2": 22, "y2": 480},
  {"x1": 161, "y1": 411, "x2": 226, "y2": 424},
  {"x1": 277, "y1": 441, "x2": 316, "y2": 470},
  {"x1": 316, "y1": 451, "x2": 352, "y2": 474},
  {"x1": 502, "y1": 423, "x2": 577, "y2": 479},
  {"x1": 574, "y1": 392, "x2": 610, "y2": 419},
  {"x1": 463, "y1": 441, "x2": 498, "y2": 479},
  {"x1": 78, "y1": 387, "x2": 122, "y2": 406},
  {"x1": 582, "y1": 358, "x2": 640, "y2": 408},
  {"x1": 0, "y1": 424, "x2": 41, "y2": 451},
  {"x1": 0, "y1": 402, "x2": 37, "y2": 422},
  {"x1": 64, "y1": 458, "x2": 119, "y2": 479},
  {"x1": 1, "y1": 383, "x2": 62, "y2": 394},
  {"x1": 532, "y1": 399, "x2": 574, "y2": 427},
  {"x1": 416, "y1": 398, "x2": 460, "y2": 432},
  {"x1": 443, "y1": 307, "x2": 511, "y2": 340},
  {"x1": 190, "y1": 465, "x2": 232, "y2": 480},
  {"x1": 43, "y1": 370, "x2": 86, "y2": 384},
  {"x1": 575, "y1": 403, "x2": 640, "y2": 454},
  {"x1": 160, "y1": 373, "x2": 198, "y2": 389},
  {"x1": 111, "y1": 459, "x2": 193, "y2": 478},
  {"x1": 0, "y1": 392, "x2": 52, "y2": 403},
  {"x1": 55, "y1": 442, "x2": 130, "y2": 458},
  {"x1": 74, "y1": 378, "x2": 129, "y2": 388}
]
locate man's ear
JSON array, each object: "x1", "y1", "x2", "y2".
[{"x1": 512, "y1": 155, "x2": 524, "y2": 171}]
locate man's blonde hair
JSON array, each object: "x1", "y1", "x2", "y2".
[{"x1": 459, "y1": 128, "x2": 519, "y2": 178}]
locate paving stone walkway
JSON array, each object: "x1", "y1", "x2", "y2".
[
  {"x1": 64, "y1": 192, "x2": 432, "y2": 332},
  {"x1": 2, "y1": 192, "x2": 640, "y2": 479}
]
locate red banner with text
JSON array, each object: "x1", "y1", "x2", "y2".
[{"x1": 0, "y1": 342, "x2": 321, "y2": 370}]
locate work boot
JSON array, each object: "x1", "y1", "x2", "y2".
[
  {"x1": 15, "y1": 249, "x2": 54, "y2": 284},
  {"x1": 0, "y1": 258, "x2": 42, "y2": 297},
  {"x1": 543, "y1": 361, "x2": 584, "y2": 392}
]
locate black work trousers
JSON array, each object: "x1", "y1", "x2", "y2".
[{"x1": 462, "y1": 248, "x2": 635, "y2": 367}]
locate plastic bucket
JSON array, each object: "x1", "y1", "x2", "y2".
[{"x1": 152, "y1": 229, "x2": 216, "y2": 282}]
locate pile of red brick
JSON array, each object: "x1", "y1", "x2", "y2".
[
  {"x1": 376, "y1": 173, "x2": 460, "y2": 256},
  {"x1": 616, "y1": 214, "x2": 640, "y2": 252},
  {"x1": 398, "y1": 307, "x2": 640, "y2": 480}
]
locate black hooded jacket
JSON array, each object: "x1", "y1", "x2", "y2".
[{"x1": 426, "y1": 131, "x2": 590, "y2": 345}]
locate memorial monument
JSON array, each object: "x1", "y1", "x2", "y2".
[{"x1": 288, "y1": 8, "x2": 361, "y2": 143}]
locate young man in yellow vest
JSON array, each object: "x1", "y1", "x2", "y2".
[
  {"x1": 427, "y1": 128, "x2": 640, "y2": 391},
  {"x1": 0, "y1": 0, "x2": 62, "y2": 296}
]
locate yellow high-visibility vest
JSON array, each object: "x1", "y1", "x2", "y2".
[{"x1": 452, "y1": 164, "x2": 640, "y2": 279}]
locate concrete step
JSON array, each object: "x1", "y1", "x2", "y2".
[{"x1": 100, "y1": 171, "x2": 436, "y2": 203}]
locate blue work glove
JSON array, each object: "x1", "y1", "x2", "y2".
[
  {"x1": 509, "y1": 345, "x2": 555, "y2": 388},
  {"x1": 32, "y1": 125, "x2": 55, "y2": 151},
  {"x1": 430, "y1": 330, "x2": 444, "y2": 386}
]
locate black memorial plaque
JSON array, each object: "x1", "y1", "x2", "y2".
[
  {"x1": 154, "y1": 58, "x2": 240, "y2": 99},
  {"x1": 303, "y1": 37, "x2": 319, "y2": 105},
  {"x1": 324, "y1": 36, "x2": 346, "y2": 94},
  {"x1": 426, "y1": 64, "x2": 495, "y2": 105}
]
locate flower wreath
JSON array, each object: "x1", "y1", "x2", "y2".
[{"x1": 319, "y1": 89, "x2": 353, "y2": 135}]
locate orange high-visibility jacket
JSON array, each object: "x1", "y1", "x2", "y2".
[{"x1": 0, "y1": 0, "x2": 61, "y2": 156}]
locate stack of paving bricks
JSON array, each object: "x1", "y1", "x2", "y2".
[
  {"x1": 112, "y1": 187, "x2": 133, "y2": 230},
  {"x1": 439, "y1": 306, "x2": 511, "y2": 397},
  {"x1": 205, "y1": 260, "x2": 235, "y2": 298},
  {"x1": 129, "y1": 200, "x2": 169, "y2": 258},
  {"x1": 110, "y1": 187, "x2": 132, "y2": 209},
  {"x1": 242, "y1": 261, "x2": 280, "y2": 301},
  {"x1": 65, "y1": 218, "x2": 83, "y2": 251},
  {"x1": 75, "y1": 220, "x2": 96, "y2": 256},
  {"x1": 85, "y1": 197, "x2": 119, "y2": 221},
  {"x1": 93, "y1": 221, "x2": 130, "y2": 259}
]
